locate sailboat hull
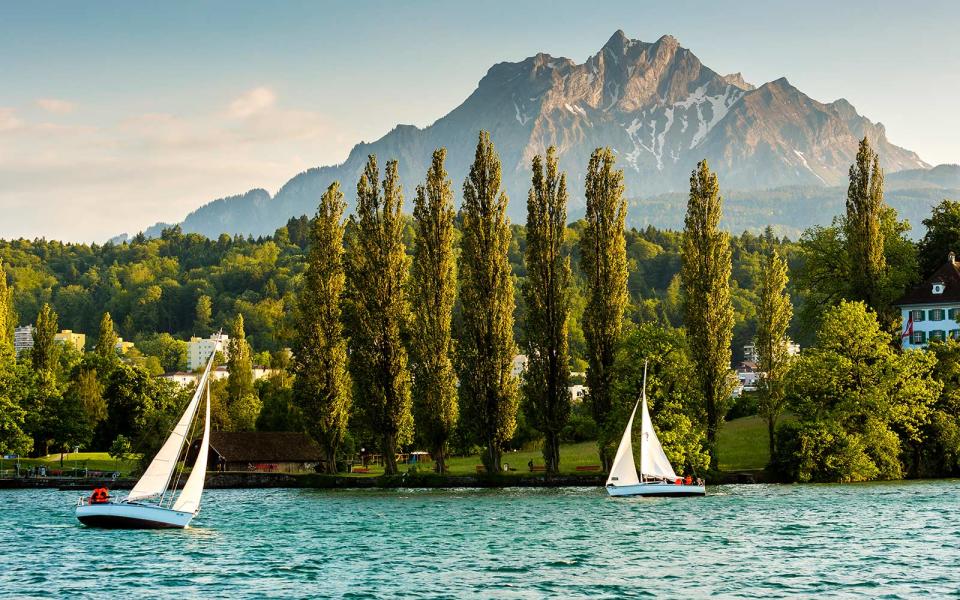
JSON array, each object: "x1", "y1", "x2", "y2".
[
  {"x1": 606, "y1": 482, "x2": 706, "y2": 497},
  {"x1": 75, "y1": 501, "x2": 196, "y2": 529}
]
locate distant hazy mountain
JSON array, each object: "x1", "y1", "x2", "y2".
[{"x1": 126, "y1": 30, "x2": 939, "y2": 240}]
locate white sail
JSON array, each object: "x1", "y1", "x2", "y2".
[
  {"x1": 639, "y1": 392, "x2": 678, "y2": 481},
  {"x1": 127, "y1": 338, "x2": 219, "y2": 502},
  {"x1": 606, "y1": 400, "x2": 641, "y2": 487},
  {"x1": 173, "y1": 382, "x2": 210, "y2": 513}
]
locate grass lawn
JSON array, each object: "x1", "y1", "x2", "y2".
[
  {"x1": 717, "y1": 415, "x2": 770, "y2": 471},
  {"x1": 1, "y1": 452, "x2": 140, "y2": 477}
]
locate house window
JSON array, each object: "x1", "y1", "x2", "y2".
[
  {"x1": 931, "y1": 309, "x2": 946, "y2": 321},
  {"x1": 950, "y1": 308, "x2": 959, "y2": 321},
  {"x1": 911, "y1": 331, "x2": 927, "y2": 344},
  {"x1": 911, "y1": 310, "x2": 926, "y2": 322},
  {"x1": 930, "y1": 330, "x2": 946, "y2": 342},
  {"x1": 933, "y1": 282, "x2": 946, "y2": 294},
  {"x1": 950, "y1": 329, "x2": 960, "y2": 340}
]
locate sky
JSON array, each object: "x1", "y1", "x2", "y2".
[{"x1": 1, "y1": 0, "x2": 958, "y2": 242}]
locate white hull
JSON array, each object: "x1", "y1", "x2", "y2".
[
  {"x1": 75, "y1": 501, "x2": 196, "y2": 529},
  {"x1": 606, "y1": 482, "x2": 706, "y2": 497}
]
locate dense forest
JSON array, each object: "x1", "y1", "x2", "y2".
[{"x1": 3, "y1": 133, "x2": 960, "y2": 484}]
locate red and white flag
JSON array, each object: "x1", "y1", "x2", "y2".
[{"x1": 902, "y1": 314, "x2": 914, "y2": 340}]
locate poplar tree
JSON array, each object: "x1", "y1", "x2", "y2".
[
  {"x1": 522, "y1": 147, "x2": 571, "y2": 474},
  {"x1": 32, "y1": 303, "x2": 59, "y2": 373},
  {"x1": 345, "y1": 156, "x2": 413, "y2": 476},
  {"x1": 95, "y1": 312, "x2": 118, "y2": 360},
  {"x1": 227, "y1": 313, "x2": 259, "y2": 430},
  {"x1": 681, "y1": 160, "x2": 734, "y2": 470},
  {"x1": 0, "y1": 260, "x2": 11, "y2": 356},
  {"x1": 580, "y1": 148, "x2": 628, "y2": 471},
  {"x1": 410, "y1": 148, "x2": 459, "y2": 473},
  {"x1": 755, "y1": 246, "x2": 792, "y2": 456},
  {"x1": 845, "y1": 137, "x2": 887, "y2": 313},
  {"x1": 293, "y1": 182, "x2": 352, "y2": 473},
  {"x1": 457, "y1": 131, "x2": 518, "y2": 473}
]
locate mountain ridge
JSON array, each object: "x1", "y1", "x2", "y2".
[{"x1": 121, "y1": 30, "x2": 932, "y2": 240}]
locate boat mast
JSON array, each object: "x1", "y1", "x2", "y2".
[{"x1": 640, "y1": 360, "x2": 647, "y2": 483}]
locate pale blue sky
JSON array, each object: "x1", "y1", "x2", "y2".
[{"x1": 1, "y1": 1, "x2": 958, "y2": 241}]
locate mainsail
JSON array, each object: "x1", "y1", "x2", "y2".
[
  {"x1": 127, "y1": 337, "x2": 219, "y2": 502},
  {"x1": 172, "y1": 382, "x2": 211, "y2": 513}
]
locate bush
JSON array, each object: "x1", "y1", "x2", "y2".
[
  {"x1": 560, "y1": 411, "x2": 598, "y2": 443},
  {"x1": 770, "y1": 420, "x2": 879, "y2": 483},
  {"x1": 726, "y1": 391, "x2": 758, "y2": 420}
]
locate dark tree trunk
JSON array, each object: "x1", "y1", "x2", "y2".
[
  {"x1": 544, "y1": 432, "x2": 561, "y2": 474},
  {"x1": 433, "y1": 445, "x2": 447, "y2": 474},
  {"x1": 383, "y1": 434, "x2": 398, "y2": 475},
  {"x1": 767, "y1": 415, "x2": 777, "y2": 459}
]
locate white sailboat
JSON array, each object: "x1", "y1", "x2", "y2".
[
  {"x1": 606, "y1": 362, "x2": 705, "y2": 497},
  {"x1": 75, "y1": 336, "x2": 220, "y2": 528}
]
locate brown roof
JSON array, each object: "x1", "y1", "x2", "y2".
[
  {"x1": 897, "y1": 257, "x2": 960, "y2": 305},
  {"x1": 207, "y1": 432, "x2": 322, "y2": 463}
]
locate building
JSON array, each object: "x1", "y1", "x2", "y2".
[
  {"x1": 511, "y1": 354, "x2": 528, "y2": 379},
  {"x1": 189, "y1": 432, "x2": 323, "y2": 473},
  {"x1": 568, "y1": 384, "x2": 588, "y2": 404},
  {"x1": 743, "y1": 341, "x2": 800, "y2": 364},
  {"x1": 187, "y1": 333, "x2": 229, "y2": 371},
  {"x1": 898, "y1": 252, "x2": 960, "y2": 348},
  {"x1": 159, "y1": 371, "x2": 199, "y2": 387},
  {"x1": 735, "y1": 361, "x2": 762, "y2": 392},
  {"x1": 160, "y1": 365, "x2": 277, "y2": 387},
  {"x1": 115, "y1": 338, "x2": 135, "y2": 355},
  {"x1": 13, "y1": 325, "x2": 34, "y2": 355},
  {"x1": 54, "y1": 329, "x2": 85, "y2": 352}
]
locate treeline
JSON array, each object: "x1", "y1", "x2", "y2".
[{"x1": 3, "y1": 131, "x2": 960, "y2": 482}]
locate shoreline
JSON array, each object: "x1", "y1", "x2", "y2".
[{"x1": 0, "y1": 469, "x2": 764, "y2": 491}]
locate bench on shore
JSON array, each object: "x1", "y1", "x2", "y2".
[
  {"x1": 575, "y1": 465, "x2": 602, "y2": 472},
  {"x1": 529, "y1": 465, "x2": 547, "y2": 472},
  {"x1": 475, "y1": 465, "x2": 486, "y2": 473},
  {"x1": 351, "y1": 467, "x2": 370, "y2": 474}
]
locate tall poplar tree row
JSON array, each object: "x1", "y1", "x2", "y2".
[
  {"x1": 410, "y1": 149, "x2": 459, "y2": 473},
  {"x1": 0, "y1": 260, "x2": 11, "y2": 356},
  {"x1": 755, "y1": 246, "x2": 792, "y2": 456},
  {"x1": 681, "y1": 160, "x2": 734, "y2": 470},
  {"x1": 580, "y1": 148, "x2": 628, "y2": 471},
  {"x1": 845, "y1": 137, "x2": 887, "y2": 315},
  {"x1": 458, "y1": 131, "x2": 518, "y2": 473},
  {"x1": 0, "y1": 262, "x2": 30, "y2": 455},
  {"x1": 292, "y1": 182, "x2": 352, "y2": 474},
  {"x1": 346, "y1": 156, "x2": 413, "y2": 476},
  {"x1": 522, "y1": 147, "x2": 571, "y2": 474}
]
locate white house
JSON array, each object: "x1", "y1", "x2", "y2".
[
  {"x1": 13, "y1": 325, "x2": 34, "y2": 355},
  {"x1": 187, "y1": 333, "x2": 229, "y2": 371},
  {"x1": 898, "y1": 252, "x2": 960, "y2": 349},
  {"x1": 568, "y1": 384, "x2": 588, "y2": 404}
]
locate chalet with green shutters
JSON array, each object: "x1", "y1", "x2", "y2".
[{"x1": 898, "y1": 252, "x2": 960, "y2": 348}]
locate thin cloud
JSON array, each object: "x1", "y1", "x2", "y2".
[
  {"x1": 36, "y1": 98, "x2": 76, "y2": 114},
  {"x1": 0, "y1": 107, "x2": 22, "y2": 131},
  {"x1": 227, "y1": 86, "x2": 276, "y2": 118}
]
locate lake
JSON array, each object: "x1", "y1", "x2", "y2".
[{"x1": 2, "y1": 482, "x2": 958, "y2": 598}]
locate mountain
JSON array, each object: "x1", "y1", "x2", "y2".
[{"x1": 129, "y1": 30, "x2": 931, "y2": 240}]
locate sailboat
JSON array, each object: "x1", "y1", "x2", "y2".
[
  {"x1": 606, "y1": 361, "x2": 705, "y2": 497},
  {"x1": 75, "y1": 336, "x2": 220, "y2": 528}
]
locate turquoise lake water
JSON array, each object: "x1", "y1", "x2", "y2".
[{"x1": 2, "y1": 482, "x2": 958, "y2": 598}]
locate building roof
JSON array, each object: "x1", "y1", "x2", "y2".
[
  {"x1": 207, "y1": 431, "x2": 323, "y2": 463},
  {"x1": 898, "y1": 255, "x2": 960, "y2": 306}
]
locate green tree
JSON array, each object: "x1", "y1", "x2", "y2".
[
  {"x1": 580, "y1": 148, "x2": 629, "y2": 471},
  {"x1": 32, "y1": 303, "x2": 60, "y2": 373},
  {"x1": 774, "y1": 301, "x2": 940, "y2": 482},
  {"x1": 410, "y1": 148, "x2": 459, "y2": 473},
  {"x1": 918, "y1": 199, "x2": 960, "y2": 276},
  {"x1": 845, "y1": 137, "x2": 886, "y2": 312},
  {"x1": 923, "y1": 339, "x2": 960, "y2": 476},
  {"x1": 457, "y1": 132, "x2": 519, "y2": 473},
  {"x1": 755, "y1": 247, "x2": 793, "y2": 456},
  {"x1": 0, "y1": 259, "x2": 12, "y2": 355},
  {"x1": 227, "y1": 314, "x2": 255, "y2": 406},
  {"x1": 522, "y1": 147, "x2": 572, "y2": 474},
  {"x1": 345, "y1": 156, "x2": 413, "y2": 476},
  {"x1": 612, "y1": 324, "x2": 710, "y2": 474},
  {"x1": 108, "y1": 434, "x2": 132, "y2": 470},
  {"x1": 95, "y1": 312, "x2": 118, "y2": 360},
  {"x1": 195, "y1": 295, "x2": 213, "y2": 333},
  {"x1": 292, "y1": 182, "x2": 352, "y2": 474},
  {"x1": 681, "y1": 160, "x2": 734, "y2": 470}
]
